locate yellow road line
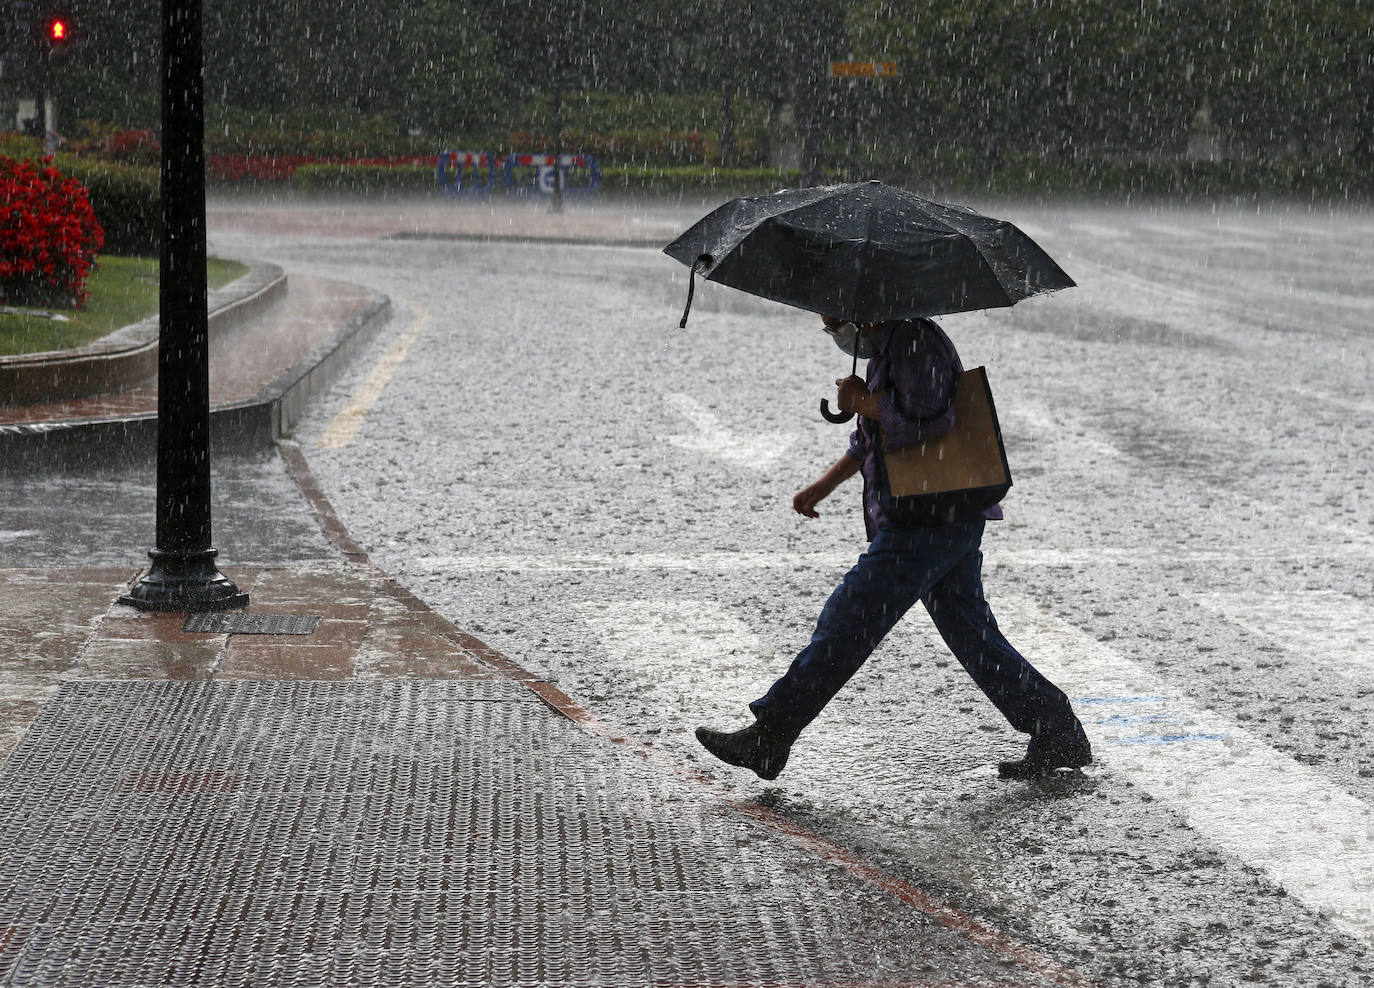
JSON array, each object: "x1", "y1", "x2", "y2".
[{"x1": 315, "y1": 306, "x2": 427, "y2": 449}]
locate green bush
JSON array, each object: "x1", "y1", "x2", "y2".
[
  {"x1": 885, "y1": 150, "x2": 1374, "y2": 202},
  {"x1": 206, "y1": 107, "x2": 443, "y2": 158},
  {"x1": 515, "y1": 91, "x2": 775, "y2": 166},
  {"x1": 0, "y1": 131, "x2": 43, "y2": 161},
  {"x1": 599, "y1": 166, "x2": 803, "y2": 196},
  {"x1": 502, "y1": 129, "x2": 731, "y2": 167},
  {"x1": 289, "y1": 163, "x2": 436, "y2": 194},
  {"x1": 287, "y1": 161, "x2": 807, "y2": 199},
  {"x1": 57, "y1": 158, "x2": 160, "y2": 256}
]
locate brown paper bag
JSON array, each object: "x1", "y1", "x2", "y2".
[{"x1": 881, "y1": 366, "x2": 1011, "y2": 516}]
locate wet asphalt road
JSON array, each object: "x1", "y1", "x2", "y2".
[{"x1": 185, "y1": 201, "x2": 1374, "y2": 984}]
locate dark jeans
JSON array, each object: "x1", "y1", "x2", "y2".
[{"x1": 750, "y1": 519, "x2": 1078, "y2": 740}]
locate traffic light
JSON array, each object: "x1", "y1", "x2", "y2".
[{"x1": 45, "y1": 15, "x2": 69, "y2": 48}]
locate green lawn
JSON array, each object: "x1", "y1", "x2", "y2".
[{"x1": 0, "y1": 257, "x2": 249, "y2": 357}]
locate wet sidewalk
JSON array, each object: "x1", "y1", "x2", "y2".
[{"x1": 0, "y1": 248, "x2": 1090, "y2": 986}]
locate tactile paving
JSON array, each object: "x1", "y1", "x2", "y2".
[{"x1": 0, "y1": 681, "x2": 1003, "y2": 986}]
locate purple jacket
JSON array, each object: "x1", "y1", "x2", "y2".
[{"x1": 845, "y1": 318, "x2": 1004, "y2": 538}]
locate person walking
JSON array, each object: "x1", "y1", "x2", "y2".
[{"x1": 695, "y1": 315, "x2": 1090, "y2": 781}]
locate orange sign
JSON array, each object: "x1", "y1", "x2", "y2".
[{"x1": 831, "y1": 61, "x2": 898, "y2": 79}]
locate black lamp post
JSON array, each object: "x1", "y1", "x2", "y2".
[{"x1": 119, "y1": 0, "x2": 247, "y2": 612}]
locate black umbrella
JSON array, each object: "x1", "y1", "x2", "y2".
[{"x1": 664, "y1": 181, "x2": 1075, "y2": 421}]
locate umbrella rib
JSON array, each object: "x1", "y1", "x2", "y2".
[
  {"x1": 865, "y1": 200, "x2": 879, "y2": 292},
  {"x1": 967, "y1": 224, "x2": 1027, "y2": 307}
]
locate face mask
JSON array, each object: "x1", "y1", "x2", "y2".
[{"x1": 823, "y1": 321, "x2": 877, "y2": 359}]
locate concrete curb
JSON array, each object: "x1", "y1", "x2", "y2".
[
  {"x1": 208, "y1": 291, "x2": 392, "y2": 451},
  {"x1": 0, "y1": 275, "x2": 392, "y2": 473},
  {"x1": 0, "y1": 264, "x2": 288, "y2": 406}
]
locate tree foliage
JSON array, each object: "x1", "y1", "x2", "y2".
[
  {"x1": 846, "y1": 0, "x2": 1374, "y2": 162},
  {"x1": 35, "y1": 0, "x2": 1374, "y2": 170}
]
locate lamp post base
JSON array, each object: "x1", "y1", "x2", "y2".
[{"x1": 118, "y1": 548, "x2": 249, "y2": 612}]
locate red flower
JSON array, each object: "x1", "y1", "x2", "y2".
[{"x1": 0, "y1": 155, "x2": 105, "y2": 309}]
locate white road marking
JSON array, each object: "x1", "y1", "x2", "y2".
[
  {"x1": 661, "y1": 392, "x2": 791, "y2": 468},
  {"x1": 996, "y1": 594, "x2": 1374, "y2": 944},
  {"x1": 1284, "y1": 386, "x2": 1374, "y2": 417},
  {"x1": 1130, "y1": 221, "x2": 1276, "y2": 249},
  {"x1": 1193, "y1": 591, "x2": 1374, "y2": 675},
  {"x1": 574, "y1": 599, "x2": 772, "y2": 706},
  {"x1": 418, "y1": 550, "x2": 857, "y2": 574},
  {"x1": 1004, "y1": 401, "x2": 1127, "y2": 463},
  {"x1": 573, "y1": 597, "x2": 1101, "y2": 987},
  {"x1": 574, "y1": 599, "x2": 758, "y2": 654},
  {"x1": 316, "y1": 306, "x2": 428, "y2": 449},
  {"x1": 1065, "y1": 221, "x2": 1134, "y2": 243},
  {"x1": 414, "y1": 544, "x2": 1374, "y2": 575}
]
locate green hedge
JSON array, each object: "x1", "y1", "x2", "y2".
[
  {"x1": 44, "y1": 152, "x2": 1364, "y2": 220},
  {"x1": 56, "y1": 159, "x2": 160, "y2": 256},
  {"x1": 612, "y1": 158, "x2": 1371, "y2": 201},
  {"x1": 206, "y1": 107, "x2": 443, "y2": 158},
  {"x1": 289, "y1": 162, "x2": 808, "y2": 198},
  {"x1": 289, "y1": 163, "x2": 436, "y2": 194},
  {"x1": 599, "y1": 166, "x2": 803, "y2": 196},
  {"x1": 888, "y1": 151, "x2": 1374, "y2": 202}
]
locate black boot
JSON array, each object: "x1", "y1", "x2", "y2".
[
  {"x1": 998, "y1": 720, "x2": 1092, "y2": 779},
  {"x1": 695, "y1": 720, "x2": 793, "y2": 781}
]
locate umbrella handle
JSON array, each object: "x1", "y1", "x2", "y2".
[
  {"x1": 819, "y1": 345, "x2": 860, "y2": 423},
  {"x1": 819, "y1": 399, "x2": 854, "y2": 424}
]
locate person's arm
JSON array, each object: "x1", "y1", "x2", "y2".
[{"x1": 793, "y1": 453, "x2": 862, "y2": 518}]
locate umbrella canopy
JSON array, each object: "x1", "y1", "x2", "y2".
[{"x1": 664, "y1": 181, "x2": 1075, "y2": 324}]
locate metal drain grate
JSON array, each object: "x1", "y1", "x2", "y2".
[
  {"x1": 182, "y1": 611, "x2": 320, "y2": 634},
  {"x1": 0, "y1": 681, "x2": 1011, "y2": 987}
]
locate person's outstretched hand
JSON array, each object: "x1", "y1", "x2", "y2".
[{"x1": 793, "y1": 479, "x2": 837, "y2": 518}]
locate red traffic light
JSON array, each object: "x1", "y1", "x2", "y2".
[{"x1": 48, "y1": 18, "x2": 68, "y2": 43}]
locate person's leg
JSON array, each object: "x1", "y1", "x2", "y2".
[
  {"x1": 747, "y1": 522, "x2": 982, "y2": 740},
  {"x1": 921, "y1": 546, "x2": 1078, "y2": 734},
  {"x1": 920, "y1": 542, "x2": 1089, "y2": 774}
]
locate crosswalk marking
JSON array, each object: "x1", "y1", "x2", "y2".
[
  {"x1": 1193, "y1": 591, "x2": 1374, "y2": 677},
  {"x1": 573, "y1": 583, "x2": 1374, "y2": 942},
  {"x1": 661, "y1": 392, "x2": 792, "y2": 468},
  {"x1": 413, "y1": 545, "x2": 1374, "y2": 575},
  {"x1": 995, "y1": 594, "x2": 1374, "y2": 944},
  {"x1": 419, "y1": 550, "x2": 855, "y2": 574},
  {"x1": 571, "y1": 596, "x2": 1101, "y2": 987},
  {"x1": 576, "y1": 599, "x2": 762, "y2": 660},
  {"x1": 568, "y1": 582, "x2": 1374, "y2": 945},
  {"x1": 574, "y1": 599, "x2": 772, "y2": 707},
  {"x1": 1284, "y1": 385, "x2": 1374, "y2": 416}
]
